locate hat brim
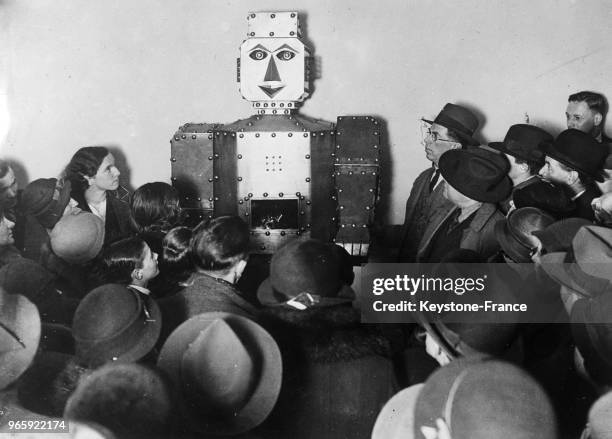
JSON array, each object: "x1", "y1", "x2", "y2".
[
  {"x1": 543, "y1": 145, "x2": 605, "y2": 182},
  {"x1": 157, "y1": 312, "x2": 282, "y2": 436},
  {"x1": 257, "y1": 277, "x2": 354, "y2": 308},
  {"x1": 0, "y1": 294, "x2": 41, "y2": 390},
  {"x1": 540, "y1": 252, "x2": 593, "y2": 297},
  {"x1": 494, "y1": 220, "x2": 530, "y2": 263},
  {"x1": 372, "y1": 384, "x2": 424, "y2": 439},
  {"x1": 441, "y1": 164, "x2": 513, "y2": 204},
  {"x1": 421, "y1": 118, "x2": 479, "y2": 146}
]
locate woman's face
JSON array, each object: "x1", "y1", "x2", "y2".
[
  {"x1": 0, "y1": 215, "x2": 15, "y2": 246},
  {"x1": 88, "y1": 153, "x2": 120, "y2": 191}
]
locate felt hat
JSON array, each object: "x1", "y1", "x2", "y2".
[
  {"x1": 570, "y1": 293, "x2": 612, "y2": 386},
  {"x1": 17, "y1": 351, "x2": 77, "y2": 418},
  {"x1": 422, "y1": 103, "x2": 479, "y2": 146},
  {"x1": 586, "y1": 390, "x2": 612, "y2": 438},
  {"x1": 543, "y1": 129, "x2": 607, "y2": 181},
  {"x1": 21, "y1": 178, "x2": 73, "y2": 230},
  {"x1": 489, "y1": 124, "x2": 553, "y2": 165},
  {"x1": 540, "y1": 225, "x2": 612, "y2": 298},
  {"x1": 0, "y1": 259, "x2": 77, "y2": 326},
  {"x1": 0, "y1": 290, "x2": 41, "y2": 390},
  {"x1": 512, "y1": 179, "x2": 575, "y2": 217},
  {"x1": 72, "y1": 284, "x2": 161, "y2": 368},
  {"x1": 257, "y1": 239, "x2": 355, "y2": 309},
  {"x1": 50, "y1": 211, "x2": 105, "y2": 264},
  {"x1": 157, "y1": 312, "x2": 282, "y2": 436},
  {"x1": 494, "y1": 207, "x2": 556, "y2": 263},
  {"x1": 489, "y1": 124, "x2": 552, "y2": 164},
  {"x1": 532, "y1": 217, "x2": 592, "y2": 253},
  {"x1": 372, "y1": 384, "x2": 424, "y2": 439},
  {"x1": 413, "y1": 358, "x2": 557, "y2": 439},
  {"x1": 64, "y1": 363, "x2": 173, "y2": 438},
  {"x1": 439, "y1": 147, "x2": 512, "y2": 203}
]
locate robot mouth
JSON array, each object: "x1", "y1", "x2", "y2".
[{"x1": 259, "y1": 83, "x2": 285, "y2": 98}]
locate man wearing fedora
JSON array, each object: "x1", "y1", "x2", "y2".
[
  {"x1": 417, "y1": 147, "x2": 511, "y2": 262},
  {"x1": 398, "y1": 103, "x2": 480, "y2": 262},
  {"x1": 539, "y1": 129, "x2": 606, "y2": 221},
  {"x1": 488, "y1": 124, "x2": 559, "y2": 214}
]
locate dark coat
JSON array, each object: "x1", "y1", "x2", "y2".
[
  {"x1": 571, "y1": 185, "x2": 601, "y2": 221},
  {"x1": 398, "y1": 167, "x2": 454, "y2": 261},
  {"x1": 73, "y1": 188, "x2": 132, "y2": 247},
  {"x1": 417, "y1": 203, "x2": 504, "y2": 262},
  {"x1": 258, "y1": 304, "x2": 398, "y2": 439},
  {"x1": 157, "y1": 273, "x2": 260, "y2": 344}
]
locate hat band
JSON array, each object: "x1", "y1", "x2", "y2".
[
  {"x1": 433, "y1": 113, "x2": 475, "y2": 139},
  {"x1": 504, "y1": 139, "x2": 544, "y2": 163}
]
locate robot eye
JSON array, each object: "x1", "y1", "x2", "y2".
[
  {"x1": 276, "y1": 50, "x2": 296, "y2": 61},
  {"x1": 249, "y1": 50, "x2": 268, "y2": 61}
]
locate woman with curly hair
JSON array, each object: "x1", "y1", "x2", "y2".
[{"x1": 64, "y1": 146, "x2": 131, "y2": 247}]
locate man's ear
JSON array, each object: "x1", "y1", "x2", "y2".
[
  {"x1": 594, "y1": 112, "x2": 603, "y2": 127},
  {"x1": 567, "y1": 170, "x2": 580, "y2": 186},
  {"x1": 132, "y1": 269, "x2": 143, "y2": 281}
]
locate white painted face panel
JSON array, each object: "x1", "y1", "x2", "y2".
[{"x1": 239, "y1": 38, "x2": 309, "y2": 103}]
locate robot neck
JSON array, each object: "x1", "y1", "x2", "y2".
[{"x1": 252, "y1": 101, "x2": 300, "y2": 115}]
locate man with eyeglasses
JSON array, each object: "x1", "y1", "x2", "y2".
[{"x1": 398, "y1": 103, "x2": 480, "y2": 262}]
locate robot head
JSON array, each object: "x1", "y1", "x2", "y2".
[{"x1": 238, "y1": 12, "x2": 311, "y2": 113}]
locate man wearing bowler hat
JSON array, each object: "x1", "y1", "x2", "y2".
[
  {"x1": 398, "y1": 103, "x2": 480, "y2": 262},
  {"x1": 489, "y1": 124, "x2": 560, "y2": 214},
  {"x1": 539, "y1": 129, "x2": 607, "y2": 221},
  {"x1": 417, "y1": 147, "x2": 511, "y2": 262}
]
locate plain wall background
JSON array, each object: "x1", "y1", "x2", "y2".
[{"x1": 2, "y1": 0, "x2": 611, "y2": 223}]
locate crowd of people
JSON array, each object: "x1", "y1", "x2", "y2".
[{"x1": 1, "y1": 91, "x2": 612, "y2": 438}]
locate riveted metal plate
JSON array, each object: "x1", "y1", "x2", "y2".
[{"x1": 335, "y1": 116, "x2": 381, "y2": 163}]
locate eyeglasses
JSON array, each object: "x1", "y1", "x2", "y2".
[{"x1": 421, "y1": 124, "x2": 455, "y2": 144}]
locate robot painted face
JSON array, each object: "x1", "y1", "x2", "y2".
[
  {"x1": 240, "y1": 38, "x2": 308, "y2": 102},
  {"x1": 239, "y1": 12, "x2": 310, "y2": 105}
]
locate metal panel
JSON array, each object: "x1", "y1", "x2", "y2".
[
  {"x1": 310, "y1": 129, "x2": 336, "y2": 242},
  {"x1": 213, "y1": 131, "x2": 239, "y2": 216},
  {"x1": 170, "y1": 124, "x2": 217, "y2": 222},
  {"x1": 335, "y1": 116, "x2": 381, "y2": 163},
  {"x1": 334, "y1": 164, "x2": 379, "y2": 256}
]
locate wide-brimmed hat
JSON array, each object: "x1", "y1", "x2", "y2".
[
  {"x1": 21, "y1": 178, "x2": 73, "y2": 230},
  {"x1": 0, "y1": 290, "x2": 41, "y2": 390},
  {"x1": 372, "y1": 384, "x2": 424, "y2": 439},
  {"x1": 494, "y1": 207, "x2": 555, "y2": 263},
  {"x1": 64, "y1": 363, "x2": 173, "y2": 438},
  {"x1": 532, "y1": 217, "x2": 592, "y2": 253},
  {"x1": 157, "y1": 312, "x2": 282, "y2": 436},
  {"x1": 543, "y1": 129, "x2": 607, "y2": 181},
  {"x1": 570, "y1": 293, "x2": 612, "y2": 386},
  {"x1": 439, "y1": 147, "x2": 512, "y2": 203},
  {"x1": 540, "y1": 225, "x2": 612, "y2": 298},
  {"x1": 50, "y1": 212, "x2": 105, "y2": 264},
  {"x1": 257, "y1": 239, "x2": 355, "y2": 309},
  {"x1": 413, "y1": 358, "x2": 557, "y2": 439},
  {"x1": 488, "y1": 124, "x2": 552, "y2": 164},
  {"x1": 422, "y1": 103, "x2": 479, "y2": 146},
  {"x1": 72, "y1": 284, "x2": 161, "y2": 368},
  {"x1": 512, "y1": 179, "x2": 575, "y2": 217}
]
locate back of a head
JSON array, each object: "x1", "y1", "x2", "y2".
[
  {"x1": 130, "y1": 182, "x2": 181, "y2": 234},
  {"x1": 190, "y1": 216, "x2": 249, "y2": 273},
  {"x1": 97, "y1": 237, "x2": 147, "y2": 285},
  {"x1": 161, "y1": 226, "x2": 194, "y2": 277},
  {"x1": 64, "y1": 146, "x2": 109, "y2": 195}
]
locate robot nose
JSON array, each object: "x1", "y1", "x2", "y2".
[{"x1": 264, "y1": 56, "x2": 281, "y2": 82}]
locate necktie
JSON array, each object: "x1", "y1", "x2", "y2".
[{"x1": 429, "y1": 169, "x2": 441, "y2": 192}]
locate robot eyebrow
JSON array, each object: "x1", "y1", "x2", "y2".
[
  {"x1": 273, "y1": 43, "x2": 300, "y2": 53},
  {"x1": 249, "y1": 44, "x2": 271, "y2": 53}
]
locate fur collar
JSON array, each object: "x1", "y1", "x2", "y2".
[{"x1": 261, "y1": 304, "x2": 393, "y2": 363}]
